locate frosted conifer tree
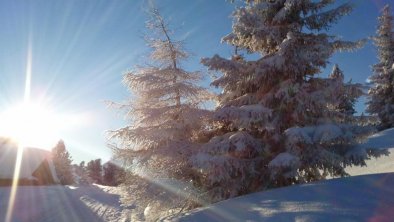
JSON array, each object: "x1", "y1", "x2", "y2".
[
  {"x1": 108, "y1": 8, "x2": 212, "y2": 219},
  {"x1": 367, "y1": 5, "x2": 394, "y2": 130},
  {"x1": 328, "y1": 64, "x2": 362, "y2": 118},
  {"x1": 192, "y1": 0, "x2": 385, "y2": 201}
]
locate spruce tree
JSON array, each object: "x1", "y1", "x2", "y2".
[
  {"x1": 52, "y1": 140, "x2": 74, "y2": 185},
  {"x1": 192, "y1": 0, "x2": 383, "y2": 201},
  {"x1": 328, "y1": 64, "x2": 362, "y2": 118},
  {"x1": 367, "y1": 5, "x2": 394, "y2": 130}
]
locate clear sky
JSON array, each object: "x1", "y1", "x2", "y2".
[{"x1": 0, "y1": 0, "x2": 391, "y2": 163}]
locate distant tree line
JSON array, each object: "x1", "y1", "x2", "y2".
[
  {"x1": 51, "y1": 140, "x2": 125, "y2": 186},
  {"x1": 74, "y1": 158, "x2": 125, "y2": 186}
]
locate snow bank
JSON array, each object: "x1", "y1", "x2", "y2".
[
  {"x1": 346, "y1": 128, "x2": 394, "y2": 176},
  {"x1": 167, "y1": 173, "x2": 394, "y2": 222},
  {"x1": 166, "y1": 128, "x2": 394, "y2": 221}
]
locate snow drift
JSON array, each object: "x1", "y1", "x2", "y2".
[
  {"x1": 167, "y1": 127, "x2": 394, "y2": 221},
  {"x1": 166, "y1": 173, "x2": 394, "y2": 222}
]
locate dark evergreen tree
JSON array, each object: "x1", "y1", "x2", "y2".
[
  {"x1": 87, "y1": 159, "x2": 102, "y2": 184},
  {"x1": 328, "y1": 64, "x2": 362, "y2": 118},
  {"x1": 103, "y1": 161, "x2": 125, "y2": 186}
]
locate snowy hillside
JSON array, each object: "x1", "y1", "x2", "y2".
[
  {"x1": 167, "y1": 173, "x2": 394, "y2": 222},
  {"x1": 166, "y1": 128, "x2": 394, "y2": 222},
  {"x1": 346, "y1": 128, "x2": 394, "y2": 176}
]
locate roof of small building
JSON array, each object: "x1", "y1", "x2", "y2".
[{"x1": 0, "y1": 138, "x2": 59, "y2": 182}]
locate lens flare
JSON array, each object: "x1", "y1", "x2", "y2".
[
  {"x1": 4, "y1": 40, "x2": 33, "y2": 222},
  {"x1": 4, "y1": 145, "x2": 24, "y2": 222}
]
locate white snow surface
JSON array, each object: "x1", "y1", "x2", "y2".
[
  {"x1": 285, "y1": 124, "x2": 347, "y2": 145},
  {"x1": 268, "y1": 152, "x2": 299, "y2": 168},
  {"x1": 165, "y1": 128, "x2": 394, "y2": 221},
  {"x1": 166, "y1": 173, "x2": 394, "y2": 222},
  {"x1": 0, "y1": 128, "x2": 393, "y2": 222},
  {"x1": 0, "y1": 184, "x2": 129, "y2": 222},
  {"x1": 346, "y1": 127, "x2": 394, "y2": 176}
]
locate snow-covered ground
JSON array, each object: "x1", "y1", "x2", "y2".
[
  {"x1": 166, "y1": 128, "x2": 394, "y2": 222},
  {"x1": 1, "y1": 128, "x2": 394, "y2": 222},
  {"x1": 346, "y1": 128, "x2": 394, "y2": 176},
  {"x1": 166, "y1": 173, "x2": 394, "y2": 222},
  {"x1": 0, "y1": 184, "x2": 128, "y2": 222}
]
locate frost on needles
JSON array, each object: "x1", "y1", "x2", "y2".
[
  {"x1": 367, "y1": 4, "x2": 394, "y2": 130},
  {"x1": 191, "y1": 0, "x2": 387, "y2": 202},
  {"x1": 108, "y1": 8, "x2": 213, "y2": 220}
]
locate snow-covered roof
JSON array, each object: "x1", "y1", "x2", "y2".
[{"x1": 0, "y1": 140, "x2": 58, "y2": 182}]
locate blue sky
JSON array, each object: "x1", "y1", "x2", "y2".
[{"x1": 0, "y1": 0, "x2": 391, "y2": 163}]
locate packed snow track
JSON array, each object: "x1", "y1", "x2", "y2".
[{"x1": 0, "y1": 185, "x2": 125, "y2": 222}]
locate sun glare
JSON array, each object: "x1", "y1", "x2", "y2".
[{"x1": 0, "y1": 102, "x2": 65, "y2": 149}]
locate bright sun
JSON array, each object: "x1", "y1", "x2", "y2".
[{"x1": 0, "y1": 102, "x2": 64, "y2": 149}]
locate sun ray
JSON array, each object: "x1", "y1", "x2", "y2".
[
  {"x1": 4, "y1": 145, "x2": 24, "y2": 222},
  {"x1": 5, "y1": 41, "x2": 33, "y2": 222},
  {"x1": 24, "y1": 43, "x2": 32, "y2": 103}
]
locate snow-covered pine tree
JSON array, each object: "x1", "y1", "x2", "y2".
[
  {"x1": 108, "y1": 8, "x2": 212, "y2": 219},
  {"x1": 367, "y1": 4, "x2": 394, "y2": 130},
  {"x1": 51, "y1": 140, "x2": 74, "y2": 185},
  {"x1": 192, "y1": 0, "x2": 384, "y2": 201},
  {"x1": 328, "y1": 64, "x2": 362, "y2": 119}
]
